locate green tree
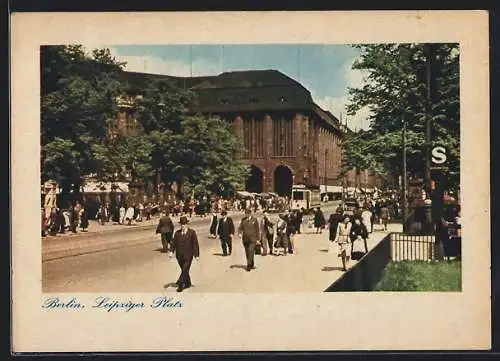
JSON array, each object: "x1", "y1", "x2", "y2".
[
  {"x1": 41, "y1": 45, "x2": 126, "y2": 201},
  {"x1": 130, "y1": 77, "x2": 250, "y2": 198},
  {"x1": 344, "y1": 43, "x2": 460, "y2": 190}
]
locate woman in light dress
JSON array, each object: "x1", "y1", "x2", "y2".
[
  {"x1": 334, "y1": 216, "x2": 353, "y2": 271},
  {"x1": 125, "y1": 204, "x2": 135, "y2": 225}
]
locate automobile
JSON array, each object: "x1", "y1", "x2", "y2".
[{"x1": 343, "y1": 200, "x2": 358, "y2": 216}]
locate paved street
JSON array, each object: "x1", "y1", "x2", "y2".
[{"x1": 42, "y1": 203, "x2": 401, "y2": 293}]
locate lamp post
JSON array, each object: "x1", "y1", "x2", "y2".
[
  {"x1": 324, "y1": 149, "x2": 328, "y2": 201},
  {"x1": 424, "y1": 43, "x2": 435, "y2": 235},
  {"x1": 402, "y1": 116, "x2": 408, "y2": 233}
]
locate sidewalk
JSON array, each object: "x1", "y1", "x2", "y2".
[
  {"x1": 42, "y1": 210, "x2": 243, "y2": 241},
  {"x1": 166, "y1": 222, "x2": 403, "y2": 293}
]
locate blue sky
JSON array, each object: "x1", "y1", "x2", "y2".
[{"x1": 100, "y1": 44, "x2": 372, "y2": 130}]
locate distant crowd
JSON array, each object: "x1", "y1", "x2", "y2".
[{"x1": 41, "y1": 194, "x2": 294, "y2": 237}]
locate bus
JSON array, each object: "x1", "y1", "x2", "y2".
[{"x1": 291, "y1": 184, "x2": 321, "y2": 211}]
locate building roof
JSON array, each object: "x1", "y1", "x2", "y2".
[{"x1": 120, "y1": 69, "x2": 343, "y2": 132}]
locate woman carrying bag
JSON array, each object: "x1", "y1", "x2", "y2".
[{"x1": 349, "y1": 217, "x2": 369, "y2": 261}]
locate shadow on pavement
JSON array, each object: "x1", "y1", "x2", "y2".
[
  {"x1": 229, "y1": 264, "x2": 248, "y2": 270},
  {"x1": 322, "y1": 266, "x2": 345, "y2": 272},
  {"x1": 163, "y1": 282, "x2": 178, "y2": 289},
  {"x1": 212, "y1": 252, "x2": 228, "y2": 257},
  {"x1": 319, "y1": 249, "x2": 329, "y2": 253}
]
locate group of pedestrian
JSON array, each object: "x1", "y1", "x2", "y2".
[
  {"x1": 327, "y1": 202, "x2": 388, "y2": 271},
  {"x1": 157, "y1": 199, "x2": 393, "y2": 292},
  {"x1": 94, "y1": 201, "x2": 152, "y2": 226},
  {"x1": 42, "y1": 201, "x2": 89, "y2": 237}
]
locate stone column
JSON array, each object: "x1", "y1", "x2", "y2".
[
  {"x1": 264, "y1": 114, "x2": 273, "y2": 192},
  {"x1": 293, "y1": 113, "x2": 304, "y2": 184},
  {"x1": 233, "y1": 115, "x2": 244, "y2": 159}
]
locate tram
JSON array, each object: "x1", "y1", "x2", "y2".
[{"x1": 290, "y1": 184, "x2": 321, "y2": 211}]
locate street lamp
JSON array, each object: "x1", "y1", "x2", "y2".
[
  {"x1": 324, "y1": 149, "x2": 328, "y2": 201},
  {"x1": 402, "y1": 115, "x2": 408, "y2": 232}
]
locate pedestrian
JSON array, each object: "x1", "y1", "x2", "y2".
[
  {"x1": 125, "y1": 204, "x2": 135, "y2": 225},
  {"x1": 237, "y1": 208, "x2": 261, "y2": 271},
  {"x1": 79, "y1": 206, "x2": 89, "y2": 232},
  {"x1": 349, "y1": 218, "x2": 369, "y2": 260},
  {"x1": 70, "y1": 204, "x2": 79, "y2": 233},
  {"x1": 380, "y1": 203, "x2": 390, "y2": 231},
  {"x1": 217, "y1": 210, "x2": 235, "y2": 256},
  {"x1": 156, "y1": 211, "x2": 175, "y2": 253},
  {"x1": 295, "y1": 208, "x2": 304, "y2": 234},
  {"x1": 169, "y1": 216, "x2": 200, "y2": 292},
  {"x1": 209, "y1": 212, "x2": 218, "y2": 238},
  {"x1": 260, "y1": 211, "x2": 274, "y2": 256},
  {"x1": 98, "y1": 203, "x2": 108, "y2": 225},
  {"x1": 41, "y1": 209, "x2": 47, "y2": 237},
  {"x1": 285, "y1": 209, "x2": 297, "y2": 254},
  {"x1": 314, "y1": 207, "x2": 326, "y2": 234},
  {"x1": 119, "y1": 204, "x2": 126, "y2": 224},
  {"x1": 361, "y1": 206, "x2": 373, "y2": 234},
  {"x1": 334, "y1": 216, "x2": 353, "y2": 271},
  {"x1": 48, "y1": 207, "x2": 59, "y2": 236},
  {"x1": 328, "y1": 207, "x2": 344, "y2": 243},
  {"x1": 137, "y1": 203, "x2": 144, "y2": 222},
  {"x1": 274, "y1": 214, "x2": 288, "y2": 256}
]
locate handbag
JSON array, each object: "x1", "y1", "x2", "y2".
[{"x1": 351, "y1": 236, "x2": 366, "y2": 260}]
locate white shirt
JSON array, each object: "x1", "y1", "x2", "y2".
[{"x1": 361, "y1": 210, "x2": 372, "y2": 225}]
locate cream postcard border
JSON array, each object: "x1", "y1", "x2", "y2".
[{"x1": 11, "y1": 11, "x2": 490, "y2": 352}]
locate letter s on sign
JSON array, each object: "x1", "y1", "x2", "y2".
[{"x1": 432, "y1": 146, "x2": 447, "y2": 164}]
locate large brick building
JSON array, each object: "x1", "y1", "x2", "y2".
[{"x1": 119, "y1": 69, "x2": 379, "y2": 197}]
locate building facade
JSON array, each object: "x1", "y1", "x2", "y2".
[{"x1": 118, "y1": 69, "x2": 378, "y2": 197}]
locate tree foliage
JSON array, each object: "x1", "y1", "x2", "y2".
[
  {"x1": 41, "y1": 45, "x2": 249, "y2": 201},
  {"x1": 343, "y1": 43, "x2": 460, "y2": 190}
]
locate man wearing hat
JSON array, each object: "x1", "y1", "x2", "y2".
[
  {"x1": 169, "y1": 216, "x2": 200, "y2": 292},
  {"x1": 156, "y1": 211, "x2": 175, "y2": 253},
  {"x1": 217, "y1": 210, "x2": 235, "y2": 256},
  {"x1": 237, "y1": 208, "x2": 261, "y2": 271}
]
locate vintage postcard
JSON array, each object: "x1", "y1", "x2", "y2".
[{"x1": 11, "y1": 11, "x2": 490, "y2": 352}]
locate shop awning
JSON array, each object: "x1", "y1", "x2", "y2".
[
  {"x1": 320, "y1": 185, "x2": 343, "y2": 193},
  {"x1": 82, "y1": 181, "x2": 129, "y2": 194},
  {"x1": 236, "y1": 191, "x2": 255, "y2": 198}
]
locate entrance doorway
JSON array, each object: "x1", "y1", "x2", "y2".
[
  {"x1": 274, "y1": 165, "x2": 293, "y2": 197},
  {"x1": 245, "y1": 165, "x2": 264, "y2": 193}
]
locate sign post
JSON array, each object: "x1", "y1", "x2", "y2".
[{"x1": 431, "y1": 145, "x2": 447, "y2": 260}]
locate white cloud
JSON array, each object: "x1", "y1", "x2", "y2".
[
  {"x1": 82, "y1": 44, "x2": 222, "y2": 77},
  {"x1": 312, "y1": 57, "x2": 373, "y2": 131},
  {"x1": 108, "y1": 48, "x2": 221, "y2": 77}
]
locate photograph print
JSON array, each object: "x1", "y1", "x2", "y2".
[{"x1": 40, "y1": 43, "x2": 461, "y2": 293}]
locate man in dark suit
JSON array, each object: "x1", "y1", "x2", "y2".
[
  {"x1": 238, "y1": 208, "x2": 261, "y2": 271},
  {"x1": 217, "y1": 210, "x2": 235, "y2": 256},
  {"x1": 156, "y1": 211, "x2": 175, "y2": 253},
  {"x1": 169, "y1": 216, "x2": 200, "y2": 292}
]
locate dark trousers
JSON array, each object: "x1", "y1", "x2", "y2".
[
  {"x1": 220, "y1": 237, "x2": 232, "y2": 255},
  {"x1": 161, "y1": 232, "x2": 173, "y2": 252},
  {"x1": 267, "y1": 234, "x2": 274, "y2": 254},
  {"x1": 243, "y1": 241, "x2": 256, "y2": 268},
  {"x1": 176, "y1": 254, "x2": 193, "y2": 287}
]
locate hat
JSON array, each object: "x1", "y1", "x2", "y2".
[{"x1": 179, "y1": 216, "x2": 189, "y2": 225}]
